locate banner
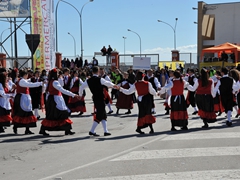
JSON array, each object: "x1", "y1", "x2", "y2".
[
  {"x1": 0, "y1": 0, "x2": 30, "y2": 18},
  {"x1": 158, "y1": 61, "x2": 185, "y2": 70},
  {"x1": 31, "y1": 0, "x2": 55, "y2": 71},
  {"x1": 133, "y1": 57, "x2": 151, "y2": 70}
]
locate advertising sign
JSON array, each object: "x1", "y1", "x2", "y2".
[
  {"x1": 133, "y1": 57, "x2": 151, "y2": 70},
  {"x1": 31, "y1": 0, "x2": 55, "y2": 70},
  {"x1": 0, "y1": 0, "x2": 30, "y2": 18},
  {"x1": 158, "y1": 61, "x2": 185, "y2": 70}
]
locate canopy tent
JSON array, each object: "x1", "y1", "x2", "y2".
[{"x1": 201, "y1": 42, "x2": 240, "y2": 63}]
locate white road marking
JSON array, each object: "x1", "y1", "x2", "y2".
[
  {"x1": 162, "y1": 132, "x2": 240, "y2": 141},
  {"x1": 38, "y1": 133, "x2": 170, "y2": 180},
  {"x1": 76, "y1": 169, "x2": 240, "y2": 180},
  {"x1": 111, "y1": 146, "x2": 240, "y2": 161}
]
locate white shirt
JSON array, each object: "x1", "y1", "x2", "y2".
[
  {"x1": 187, "y1": 79, "x2": 217, "y2": 98},
  {"x1": 147, "y1": 75, "x2": 161, "y2": 89},
  {"x1": 52, "y1": 80, "x2": 75, "y2": 98},
  {"x1": 0, "y1": 83, "x2": 12, "y2": 110},
  {"x1": 120, "y1": 81, "x2": 157, "y2": 96},
  {"x1": 215, "y1": 75, "x2": 239, "y2": 93},
  {"x1": 79, "y1": 74, "x2": 115, "y2": 96},
  {"x1": 58, "y1": 77, "x2": 64, "y2": 87},
  {"x1": 19, "y1": 78, "x2": 42, "y2": 88}
]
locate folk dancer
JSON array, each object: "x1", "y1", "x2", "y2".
[
  {"x1": 116, "y1": 72, "x2": 133, "y2": 115},
  {"x1": 161, "y1": 71, "x2": 189, "y2": 131},
  {"x1": 79, "y1": 66, "x2": 117, "y2": 136},
  {"x1": 12, "y1": 70, "x2": 42, "y2": 134},
  {"x1": 39, "y1": 69, "x2": 80, "y2": 136},
  {"x1": 187, "y1": 68, "x2": 218, "y2": 128},
  {"x1": 119, "y1": 71, "x2": 159, "y2": 134},
  {"x1": 144, "y1": 69, "x2": 161, "y2": 114}
]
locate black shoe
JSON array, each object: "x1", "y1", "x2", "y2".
[
  {"x1": 0, "y1": 128, "x2": 5, "y2": 133},
  {"x1": 226, "y1": 121, "x2": 233, "y2": 127},
  {"x1": 151, "y1": 111, "x2": 156, "y2": 114},
  {"x1": 37, "y1": 116, "x2": 41, "y2": 120},
  {"x1": 39, "y1": 130, "x2": 50, "y2": 136},
  {"x1": 25, "y1": 130, "x2": 34, "y2": 135},
  {"x1": 65, "y1": 130, "x2": 75, "y2": 135},
  {"x1": 202, "y1": 124, "x2": 209, "y2": 128},
  {"x1": 165, "y1": 111, "x2": 169, "y2": 115},
  {"x1": 181, "y1": 126, "x2": 188, "y2": 130},
  {"x1": 13, "y1": 127, "x2": 17, "y2": 134},
  {"x1": 107, "y1": 110, "x2": 113, "y2": 114},
  {"x1": 235, "y1": 114, "x2": 239, "y2": 118},
  {"x1": 104, "y1": 132, "x2": 111, "y2": 136},
  {"x1": 217, "y1": 112, "x2": 222, "y2": 116},
  {"x1": 125, "y1": 111, "x2": 131, "y2": 114},
  {"x1": 192, "y1": 111, "x2": 198, "y2": 115},
  {"x1": 171, "y1": 127, "x2": 177, "y2": 131},
  {"x1": 149, "y1": 130, "x2": 154, "y2": 134},
  {"x1": 78, "y1": 112, "x2": 83, "y2": 116},
  {"x1": 136, "y1": 129, "x2": 145, "y2": 134},
  {"x1": 89, "y1": 131, "x2": 100, "y2": 136}
]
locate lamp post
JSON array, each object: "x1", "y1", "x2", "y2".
[
  {"x1": 68, "y1": 32, "x2": 76, "y2": 57},
  {"x1": 127, "y1": 29, "x2": 141, "y2": 57},
  {"x1": 122, "y1": 36, "x2": 126, "y2": 62},
  {"x1": 55, "y1": 0, "x2": 93, "y2": 60},
  {"x1": 0, "y1": 28, "x2": 10, "y2": 52},
  {"x1": 157, "y1": 18, "x2": 178, "y2": 50}
]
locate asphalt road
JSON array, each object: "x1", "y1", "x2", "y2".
[{"x1": 1, "y1": 89, "x2": 240, "y2": 180}]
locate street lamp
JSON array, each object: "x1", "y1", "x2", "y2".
[
  {"x1": 55, "y1": 0, "x2": 93, "y2": 60},
  {"x1": 68, "y1": 32, "x2": 76, "y2": 57},
  {"x1": 127, "y1": 29, "x2": 142, "y2": 57},
  {"x1": 157, "y1": 18, "x2": 178, "y2": 50},
  {"x1": 0, "y1": 28, "x2": 10, "y2": 52},
  {"x1": 122, "y1": 36, "x2": 126, "y2": 62}
]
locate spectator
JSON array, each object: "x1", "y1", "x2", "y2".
[
  {"x1": 221, "y1": 51, "x2": 228, "y2": 62},
  {"x1": 179, "y1": 64, "x2": 184, "y2": 73},
  {"x1": 107, "y1": 45, "x2": 113, "y2": 63},
  {"x1": 70, "y1": 59, "x2": 75, "y2": 69},
  {"x1": 92, "y1": 57, "x2": 98, "y2": 67},
  {"x1": 61, "y1": 58, "x2": 66, "y2": 68},
  {"x1": 83, "y1": 59, "x2": 89, "y2": 67},
  {"x1": 127, "y1": 68, "x2": 136, "y2": 84},
  {"x1": 66, "y1": 58, "x2": 71, "y2": 68},
  {"x1": 101, "y1": 46, "x2": 107, "y2": 56}
]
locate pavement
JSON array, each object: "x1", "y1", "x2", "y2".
[{"x1": 1, "y1": 89, "x2": 240, "y2": 180}]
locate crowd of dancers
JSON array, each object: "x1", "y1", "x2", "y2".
[{"x1": 0, "y1": 65, "x2": 239, "y2": 136}]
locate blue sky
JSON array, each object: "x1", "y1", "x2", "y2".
[{"x1": 0, "y1": 0, "x2": 238, "y2": 65}]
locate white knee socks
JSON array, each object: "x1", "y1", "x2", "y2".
[
  {"x1": 107, "y1": 103, "x2": 112, "y2": 111},
  {"x1": 90, "y1": 121, "x2": 99, "y2": 133},
  {"x1": 101, "y1": 120, "x2": 109, "y2": 133},
  {"x1": 34, "y1": 109, "x2": 39, "y2": 117},
  {"x1": 227, "y1": 111, "x2": 232, "y2": 122}
]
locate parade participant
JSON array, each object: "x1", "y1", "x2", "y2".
[
  {"x1": 119, "y1": 71, "x2": 158, "y2": 134},
  {"x1": 216, "y1": 67, "x2": 239, "y2": 126},
  {"x1": 188, "y1": 68, "x2": 217, "y2": 128},
  {"x1": 116, "y1": 72, "x2": 133, "y2": 115},
  {"x1": 30, "y1": 70, "x2": 42, "y2": 119},
  {"x1": 12, "y1": 70, "x2": 42, "y2": 135},
  {"x1": 164, "y1": 70, "x2": 174, "y2": 115},
  {"x1": 161, "y1": 71, "x2": 189, "y2": 131},
  {"x1": 0, "y1": 71, "x2": 13, "y2": 133},
  {"x1": 68, "y1": 70, "x2": 86, "y2": 116},
  {"x1": 79, "y1": 66, "x2": 117, "y2": 136},
  {"x1": 211, "y1": 71, "x2": 224, "y2": 116},
  {"x1": 229, "y1": 69, "x2": 240, "y2": 117},
  {"x1": 100, "y1": 68, "x2": 113, "y2": 114},
  {"x1": 144, "y1": 69, "x2": 161, "y2": 114},
  {"x1": 186, "y1": 69, "x2": 198, "y2": 115},
  {"x1": 39, "y1": 69, "x2": 80, "y2": 136},
  {"x1": 62, "y1": 68, "x2": 71, "y2": 106}
]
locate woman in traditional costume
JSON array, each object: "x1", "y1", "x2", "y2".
[
  {"x1": 39, "y1": 69, "x2": 80, "y2": 136},
  {"x1": 119, "y1": 71, "x2": 158, "y2": 134}
]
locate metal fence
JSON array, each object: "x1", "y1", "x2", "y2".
[{"x1": 180, "y1": 53, "x2": 197, "y2": 64}]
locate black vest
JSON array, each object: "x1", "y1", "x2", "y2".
[
  {"x1": 145, "y1": 76, "x2": 157, "y2": 90},
  {"x1": 87, "y1": 76, "x2": 104, "y2": 101},
  {"x1": 188, "y1": 75, "x2": 195, "y2": 86},
  {"x1": 219, "y1": 76, "x2": 233, "y2": 96}
]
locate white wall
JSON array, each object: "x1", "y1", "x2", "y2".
[{"x1": 203, "y1": 2, "x2": 240, "y2": 46}]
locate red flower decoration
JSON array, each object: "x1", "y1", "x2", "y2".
[
  {"x1": 142, "y1": 74, "x2": 145, "y2": 77},
  {"x1": 52, "y1": 68, "x2": 57, "y2": 72},
  {"x1": 14, "y1": 68, "x2": 18, "y2": 72}
]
